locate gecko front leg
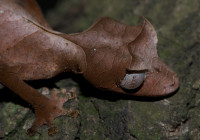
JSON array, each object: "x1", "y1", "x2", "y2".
[{"x1": 0, "y1": 68, "x2": 79, "y2": 136}]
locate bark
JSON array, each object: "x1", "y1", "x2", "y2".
[{"x1": 0, "y1": 0, "x2": 200, "y2": 140}]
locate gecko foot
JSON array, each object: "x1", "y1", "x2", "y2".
[{"x1": 27, "y1": 88, "x2": 79, "y2": 136}]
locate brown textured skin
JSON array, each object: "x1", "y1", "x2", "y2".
[
  {"x1": 63, "y1": 17, "x2": 179, "y2": 97},
  {"x1": 0, "y1": 0, "x2": 85, "y2": 136},
  {"x1": 0, "y1": 0, "x2": 179, "y2": 136}
]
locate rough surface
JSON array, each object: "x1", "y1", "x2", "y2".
[{"x1": 1, "y1": 0, "x2": 200, "y2": 140}]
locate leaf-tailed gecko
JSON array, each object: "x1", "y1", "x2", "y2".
[{"x1": 0, "y1": 0, "x2": 179, "y2": 136}]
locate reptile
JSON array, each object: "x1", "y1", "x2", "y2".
[{"x1": 0, "y1": 0, "x2": 179, "y2": 136}]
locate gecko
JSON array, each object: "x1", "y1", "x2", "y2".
[{"x1": 0, "y1": 0, "x2": 179, "y2": 136}]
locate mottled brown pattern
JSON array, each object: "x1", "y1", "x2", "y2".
[
  {"x1": 63, "y1": 17, "x2": 179, "y2": 96},
  {"x1": 0, "y1": 0, "x2": 179, "y2": 136},
  {"x1": 0, "y1": 0, "x2": 85, "y2": 136}
]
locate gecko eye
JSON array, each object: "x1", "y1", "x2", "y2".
[{"x1": 120, "y1": 72, "x2": 146, "y2": 90}]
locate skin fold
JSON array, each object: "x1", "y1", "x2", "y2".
[
  {"x1": 62, "y1": 17, "x2": 179, "y2": 97},
  {"x1": 0, "y1": 0, "x2": 179, "y2": 136}
]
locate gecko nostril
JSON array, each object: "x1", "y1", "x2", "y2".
[{"x1": 154, "y1": 67, "x2": 161, "y2": 73}]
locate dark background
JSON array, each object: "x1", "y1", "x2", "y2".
[{"x1": 1, "y1": 0, "x2": 200, "y2": 140}]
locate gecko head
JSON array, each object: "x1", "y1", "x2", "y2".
[
  {"x1": 65, "y1": 17, "x2": 179, "y2": 97},
  {"x1": 118, "y1": 17, "x2": 179, "y2": 97}
]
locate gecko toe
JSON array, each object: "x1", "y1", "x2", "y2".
[
  {"x1": 27, "y1": 128, "x2": 37, "y2": 136},
  {"x1": 64, "y1": 109, "x2": 80, "y2": 118},
  {"x1": 50, "y1": 89, "x2": 60, "y2": 100},
  {"x1": 27, "y1": 88, "x2": 79, "y2": 136},
  {"x1": 47, "y1": 122, "x2": 58, "y2": 136},
  {"x1": 27, "y1": 118, "x2": 44, "y2": 136},
  {"x1": 48, "y1": 126, "x2": 58, "y2": 136}
]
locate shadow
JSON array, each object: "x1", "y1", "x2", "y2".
[
  {"x1": 72, "y1": 74, "x2": 179, "y2": 102},
  {"x1": 0, "y1": 72, "x2": 179, "y2": 106},
  {"x1": 0, "y1": 88, "x2": 30, "y2": 108},
  {"x1": 43, "y1": 72, "x2": 178, "y2": 102},
  {"x1": 36, "y1": 0, "x2": 58, "y2": 14}
]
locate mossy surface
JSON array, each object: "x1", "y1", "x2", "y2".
[{"x1": 1, "y1": 0, "x2": 200, "y2": 139}]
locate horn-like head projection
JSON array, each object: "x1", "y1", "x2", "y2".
[{"x1": 63, "y1": 17, "x2": 179, "y2": 97}]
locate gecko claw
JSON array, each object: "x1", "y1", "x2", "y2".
[
  {"x1": 48, "y1": 126, "x2": 58, "y2": 136},
  {"x1": 64, "y1": 109, "x2": 80, "y2": 118},
  {"x1": 27, "y1": 128, "x2": 37, "y2": 136}
]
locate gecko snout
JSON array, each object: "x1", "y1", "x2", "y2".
[{"x1": 163, "y1": 74, "x2": 179, "y2": 95}]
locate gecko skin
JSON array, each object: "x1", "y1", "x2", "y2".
[{"x1": 0, "y1": 0, "x2": 179, "y2": 136}]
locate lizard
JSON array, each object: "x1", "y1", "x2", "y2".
[{"x1": 0, "y1": 0, "x2": 179, "y2": 136}]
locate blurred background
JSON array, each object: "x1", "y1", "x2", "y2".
[{"x1": 1, "y1": 0, "x2": 200, "y2": 140}]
